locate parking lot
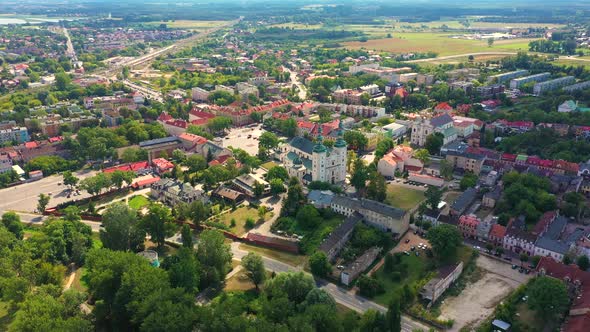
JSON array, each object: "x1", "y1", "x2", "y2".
[
  {"x1": 393, "y1": 231, "x2": 430, "y2": 254},
  {"x1": 221, "y1": 124, "x2": 266, "y2": 156},
  {"x1": 438, "y1": 255, "x2": 532, "y2": 331}
]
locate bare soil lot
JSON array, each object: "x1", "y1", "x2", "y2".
[{"x1": 438, "y1": 255, "x2": 531, "y2": 331}]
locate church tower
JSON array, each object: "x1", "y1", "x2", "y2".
[
  {"x1": 333, "y1": 120, "x2": 347, "y2": 184},
  {"x1": 312, "y1": 125, "x2": 328, "y2": 182}
]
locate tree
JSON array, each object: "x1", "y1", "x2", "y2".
[
  {"x1": 242, "y1": 252, "x2": 266, "y2": 289},
  {"x1": 375, "y1": 138, "x2": 394, "y2": 160},
  {"x1": 281, "y1": 178, "x2": 305, "y2": 217},
  {"x1": 185, "y1": 154, "x2": 207, "y2": 173},
  {"x1": 63, "y1": 205, "x2": 81, "y2": 222},
  {"x1": 487, "y1": 37, "x2": 494, "y2": 47},
  {"x1": 270, "y1": 178, "x2": 286, "y2": 195},
  {"x1": 577, "y1": 255, "x2": 590, "y2": 271},
  {"x1": 62, "y1": 171, "x2": 79, "y2": 188},
  {"x1": 1, "y1": 211, "x2": 23, "y2": 239},
  {"x1": 55, "y1": 71, "x2": 71, "y2": 91},
  {"x1": 181, "y1": 224, "x2": 193, "y2": 248},
  {"x1": 439, "y1": 159, "x2": 454, "y2": 180},
  {"x1": 296, "y1": 205, "x2": 321, "y2": 229},
  {"x1": 366, "y1": 172, "x2": 387, "y2": 202},
  {"x1": 141, "y1": 204, "x2": 176, "y2": 249},
  {"x1": 37, "y1": 193, "x2": 50, "y2": 213},
  {"x1": 197, "y1": 229, "x2": 232, "y2": 288},
  {"x1": 350, "y1": 158, "x2": 368, "y2": 194},
  {"x1": 101, "y1": 203, "x2": 145, "y2": 252},
  {"x1": 527, "y1": 276, "x2": 569, "y2": 321},
  {"x1": 258, "y1": 206, "x2": 267, "y2": 221},
  {"x1": 460, "y1": 172, "x2": 478, "y2": 190},
  {"x1": 309, "y1": 251, "x2": 332, "y2": 277},
  {"x1": 264, "y1": 272, "x2": 315, "y2": 304},
  {"x1": 520, "y1": 253, "x2": 529, "y2": 266},
  {"x1": 425, "y1": 133, "x2": 444, "y2": 155},
  {"x1": 266, "y1": 166, "x2": 289, "y2": 181},
  {"x1": 207, "y1": 116, "x2": 233, "y2": 133},
  {"x1": 344, "y1": 130, "x2": 368, "y2": 151},
  {"x1": 161, "y1": 247, "x2": 200, "y2": 295},
  {"x1": 414, "y1": 149, "x2": 430, "y2": 165},
  {"x1": 426, "y1": 224, "x2": 463, "y2": 262},
  {"x1": 259, "y1": 132, "x2": 280, "y2": 150},
  {"x1": 110, "y1": 170, "x2": 134, "y2": 189},
  {"x1": 357, "y1": 275, "x2": 384, "y2": 297},
  {"x1": 386, "y1": 298, "x2": 402, "y2": 332},
  {"x1": 425, "y1": 186, "x2": 443, "y2": 211},
  {"x1": 253, "y1": 181, "x2": 265, "y2": 198}
]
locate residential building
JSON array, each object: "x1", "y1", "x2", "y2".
[
  {"x1": 410, "y1": 114, "x2": 457, "y2": 147},
  {"x1": 332, "y1": 89, "x2": 365, "y2": 105},
  {"x1": 139, "y1": 136, "x2": 183, "y2": 163},
  {"x1": 420, "y1": 262, "x2": 463, "y2": 307},
  {"x1": 489, "y1": 224, "x2": 507, "y2": 247},
  {"x1": 458, "y1": 215, "x2": 480, "y2": 239},
  {"x1": 381, "y1": 122, "x2": 407, "y2": 139},
  {"x1": 341, "y1": 247, "x2": 381, "y2": 286},
  {"x1": 408, "y1": 173, "x2": 445, "y2": 187},
  {"x1": 0, "y1": 126, "x2": 29, "y2": 145},
  {"x1": 482, "y1": 186, "x2": 502, "y2": 208},
  {"x1": 487, "y1": 70, "x2": 529, "y2": 83},
  {"x1": 377, "y1": 145, "x2": 423, "y2": 178},
  {"x1": 476, "y1": 84, "x2": 505, "y2": 98},
  {"x1": 331, "y1": 196, "x2": 409, "y2": 235},
  {"x1": 319, "y1": 212, "x2": 362, "y2": 262},
  {"x1": 533, "y1": 215, "x2": 571, "y2": 261},
  {"x1": 231, "y1": 173, "x2": 270, "y2": 197},
  {"x1": 280, "y1": 124, "x2": 347, "y2": 185},
  {"x1": 533, "y1": 76, "x2": 575, "y2": 95},
  {"x1": 450, "y1": 187, "x2": 477, "y2": 217},
  {"x1": 450, "y1": 81, "x2": 474, "y2": 94},
  {"x1": 211, "y1": 186, "x2": 245, "y2": 204},
  {"x1": 446, "y1": 68, "x2": 479, "y2": 81},
  {"x1": 445, "y1": 147, "x2": 486, "y2": 175},
  {"x1": 191, "y1": 87, "x2": 210, "y2": 101},
  {"x1": 564, "y1": 80, "x2": 590, "y2": 93},
  {"x1": 150, "y1": 178, "x2": 208, "y2": 206},
  {"x1": 0, "y1": 154, "x2": 12, "y2": 174},
  {"x1": 307, "y1": 190, "x2": 335, "y2": 209},
  {"x1": 503, "y1": 216, "x2": 536, "y2": 256},
  {"x1": 477, "y1": 217, "x2": 493, "y2": 241},
  {"x1": 509, "y1": 72, "x2": 550, "y2": 89},
  {"x1": 236, "y1": 82, "x2": 259, "y2": 99},
  {"x1": 152, "y1": 158, "x2": 174, "y2": 174}
]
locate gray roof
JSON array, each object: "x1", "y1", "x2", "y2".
[
  {"x1": 484, "y1": 186, "x2": 502, "y2": 200},
  {"x1": 289, "y1": 136, "x2": 315, "y2": 155},
  {"x1": 319, "y1": 212, "x2": 362, "y2": 253},
  {"x1": 535, "y1": 216, "x2": 579, "y2": 254},
  {"x1": 332, "y1": 196, "x2": 406, "y2": 219},
  {"x1": 308, "y1": 190, "x2": 335, "y2": 206},
  {"x1": 430, "y1": 113, "x2": 453, "y2": 128},
  {"x1": 451, "y1": 187, "x2": 477, "y2": 213},
  {"x1": 139, "y1": 136, "x2": 180, "y2": 148}
]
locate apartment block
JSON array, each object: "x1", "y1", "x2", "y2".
[
  {"x1": 533, "y1": 76, "x2": 575, "y2": 95},
  {"x1": 509, "y1": 72, "x2": 550, "y2": 89}
]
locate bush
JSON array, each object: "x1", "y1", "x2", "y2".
[
  {"x1": 245, "y1": 217, "x2": 256, "y2": 229},
  {"x1": 357, "y1": 275, "x2": 384, "y2": 298}
]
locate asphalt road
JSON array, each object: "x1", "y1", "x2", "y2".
[{"x1": 0, "y1": 169, "x2": 97, "y2": 213}]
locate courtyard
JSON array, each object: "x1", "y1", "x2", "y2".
[{"x1": 221, "y1": 125, "x2": 266, "y2": 156}]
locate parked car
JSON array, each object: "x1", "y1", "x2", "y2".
[{"x1": 405, "y1": 239, "x2": 410, "y2": 244}]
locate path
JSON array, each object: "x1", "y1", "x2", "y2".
[
  {"x1": 405, "y1": 52, "x2": 517, "y2": 63},
  {"x1": 283, "y1": 66, "x2": 307, "y2": 100},
  {"x1": 64, "y1": 269, "x2": 77, "y2": 290}
]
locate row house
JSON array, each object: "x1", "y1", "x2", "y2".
[
  {"x1": 503, "y1": 216, "x2": 536, "y2": 256},
  {"x1": 458, "y1": 215, "x2": 480, "y2": 239}
]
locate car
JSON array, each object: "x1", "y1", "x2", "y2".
[
  {"x1": 512, "y1": 264, "x2": 518, "y2": 269},
  {"x1": 403, "y1": 251, "x2": 410, "y2": 256},
  {"x1": 225, "y1": 137, "x2": 229, "y2": 139},
  {"x1": 57, "y1": 182, "x2": 62, "y2": 186},
  {"x1": 337, "y1": 265, "x2": 344, "y2": 270},
  {"x1": 415, "y1": 252, "x2": 420, "y2": 256},
  {"x1": 405, "y1": 239, "x2": 410, "y2": 244},
  {"x1": 524, "y1": 269, "x2": 530, "y2": 275},
  {"x1": 503, "y1": 257, "x2": 512, "y2": 262},
  {"x1": 419, "y1": 243, "x2": 424, "y2": 247},
  {"x1": 48, "y1": 192, "x2": 52, "y2": 195},
  {"x1": 410, "y1": 246, "x2": 416, "y2": 251}
]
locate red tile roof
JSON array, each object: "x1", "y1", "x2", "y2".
[
  {"x1": 132, "y1": 176, "x2": 160, "y2": 188},
  {"x1": 489, "y1": 224, "x2": 507, "y2": 239},
  {"x1": 152, "y1": 158, "x2": 174, "y2": 172},
  {"x1": 189, "y1": 110, "x2": 216, "y2": 119},
  {"x1": 536, "y1": 257, "x2": 590, "y2": 285},
  {"x1": 157, "y1": 112, "x2": 174, "y2": 122},
  {"x1": 24, "y1": 141, "x2": 38, "y2": 149},
  {"x1": 103, "y1": 161, "x2": 149, "y2": 174},
  {"x1": 532, "y1": 211, "x2": 557, "y2": 236},
  {"x1": 434, "y1": 102, "x2": 453, "y2": 111},
  {"x1": 459, "y1": 215, "x2": 480, "y2": 227},
  {"x1": 178, "y1": 133, "x2": 207, "y2": 145}
]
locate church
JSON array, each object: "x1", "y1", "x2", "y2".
[{"x1": 279, "y1": 122, "x2": 347, "y2": 185}]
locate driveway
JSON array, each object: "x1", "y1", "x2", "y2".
[{"x1": 438, "y1": 255, "x2": 532, "y2": 331}]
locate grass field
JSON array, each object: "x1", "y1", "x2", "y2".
[
  {"x1": 416, "y1": 54, "x2": 513, "y2": 67},
  {"x1": 260, "y1": 161, "x2": 278, "y2": 170},
  {"x1": 343, "y1": 33, "x2": 535, "y2": 56},
  {"x1": 386, "y1": 184, "x2": 425, "y2": 210},
  {"x1": 239, "y1": 243, "x2": 307, "y2": 267},
  {"x1": 128, "y1": 195, "x2": 150, "y2": 210},
  {"x1": 218, "y1": 206, "x2": 268, "y2": 236},
  {"x1": 552, "y1": 58, "x2": 590, "y2": 69},
  {"x1": 144, "y1": 20, "x2": 228, "y2": 30},
  {"x1": 71, "y1": 268, "x2": 88, "y2": 292}
]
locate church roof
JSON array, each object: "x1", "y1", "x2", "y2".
[{"x1": 289, "y1": 136, "x2": 315, "y2": 155}]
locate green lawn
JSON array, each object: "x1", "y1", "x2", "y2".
[
  {"x1": 217, "y1": 206, "x2": 268, "y2": 236},
  {"x1": 239, "y1": 243, "x2": 308, "y2": 267},
  {"x1": 373, "y1": 253, "x2": 434, "y2": 306},
  {"x1": 128, "y1": 195, "x2": 150, "y2": 210},
  {"x1": 71, "y1": 268, "x2": 88, "y2": 293},
  {"x1": 260, "y1": 161, "x2": 278, "y2": 170},
  {"x1": 386, "y1": 185, "x2": 425, "y2": 210}
]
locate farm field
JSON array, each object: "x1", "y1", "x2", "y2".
[
  {"x1": 343, "y1": 33, "x2": 536, "y2": 56},
  {"x1": 144, "y1": 20, "x2": 228, "y2": 30}
]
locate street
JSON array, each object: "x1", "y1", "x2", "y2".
[{"x1": 282, "y1": 66, "x2": 307, "y2": 100}]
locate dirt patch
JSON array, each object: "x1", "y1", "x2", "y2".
[
  {"x1": 393, "y1": 231, "x2": 430, "y2": 253},
  {"x1": 437, "y1": 255, "x2": 531, "y2": 331}
]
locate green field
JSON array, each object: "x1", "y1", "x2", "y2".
[
  {"x1": 128, "y1": 195, "x2": 150, "y2": 210},
  {"x1": 373, "y1": 253, "x2": 433, "y2": 305},
  {"x1": 343, "y1": 33, "x2": 535, "y2": 56},
  {"x1": 386, "y1": 185, "x2": 425, "y2": 210},
  {"x1": 218, "y1": 206, "x2": 268, "y2": 236},
  {"x1": 239, "y1": 243, "x2": 307, "y2": 267}
]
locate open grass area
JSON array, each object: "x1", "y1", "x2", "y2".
[
  {"x1": 373, "y1": 253, "x2": 434, "y2": 306},
  {"x1": 552, "y1": 58, "x2": 590, "y2": 70},
  {"x1": 239, "y1": 243, "x2": 307, "y2": 267},
  {"x1": 386, "y1": 184, "x2": 425, "y2": 210},
  {"x1": 260, "y1": 161, "x2": 278, "y2": 171},
  {"x1": 515, "y1": 302, "x2": 548, "y2": 331},
  {"x1": 217, "y1": 206, "x2": 268, "y2": 236},
  {"x1": 343, "y1": 33, "x2": 535, "y2": 56},
  {"x1": 70, "y1": 267, "x2": 88, "y2": 293},
  {"x1": 128, "y1": 195, "x2": 150, "y2": 210},
  {"x1": 144, "y1": 20, "x2": 228, "y2": 30}
]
